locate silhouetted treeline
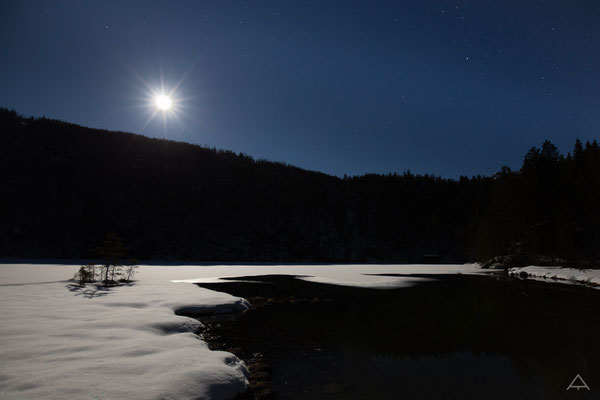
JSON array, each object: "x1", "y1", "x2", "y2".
[
  {"x1": 1, "y1": 108, "x2": 598, "y2": 267},
  {"x1": 473, "y1": 139, "x2": 600, "y2": 268}
]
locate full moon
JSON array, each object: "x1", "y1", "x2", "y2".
[{"x1": 155, "y1": 95, "x2": 172, "y2": 111}]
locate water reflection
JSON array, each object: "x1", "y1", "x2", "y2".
[{"x1": 197, "y1": 274, "x2": 600, "y2": 399}]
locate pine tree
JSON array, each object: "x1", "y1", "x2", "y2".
[
  {"x1": 540, "y1": 140, "x2": 559, "y2": 161},
  {"x1": 94, "y1": 233, "x2": 126, "y2": 282},
  {"x1": 573, "y1": 138, "x2": 584, "y2": 160}
]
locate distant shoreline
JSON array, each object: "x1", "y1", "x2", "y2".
[{"x1": 0, "y1": 258, "x2": 458, "y2": 266}]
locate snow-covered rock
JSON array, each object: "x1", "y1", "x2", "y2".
[{"x1": 508, "y1": 266, "x2": 600, "y2": 288}]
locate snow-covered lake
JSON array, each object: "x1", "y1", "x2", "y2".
[
  {"x1": 1, "y1": 263, "x2": 598, "y2": 399},
  {"x1": 0, "y1": 263, "x2": 485, "y2": 399}
]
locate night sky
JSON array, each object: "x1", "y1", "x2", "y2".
[{"x1": 2, "y1": 1, "x2": 600, "y2": 178}]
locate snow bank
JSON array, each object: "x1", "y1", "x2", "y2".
[
  {"x1": 508, "y1": 266, "x2": 600, "y2": 288},
  {"x1": 0, "y1": 264, "x2": 250, "y2": 400}
]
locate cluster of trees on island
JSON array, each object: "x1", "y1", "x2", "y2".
[
  {"x1": 1, "y1": 108, "x2": 599, "y2": 268},
  {"x1": 73, "y1": 233, "x2": 138, "y2": 284}
]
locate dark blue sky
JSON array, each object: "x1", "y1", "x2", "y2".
[{"x1": 2, "y1": 1, "x2": 600, "y2": 177}]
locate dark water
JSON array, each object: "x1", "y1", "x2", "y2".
[{"x1": 196, "y1": 274, "x2": 600, "y2": 400}]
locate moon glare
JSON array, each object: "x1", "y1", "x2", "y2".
[{"x1": 155, "y1": 95, "x2": 172, "y2": 111}]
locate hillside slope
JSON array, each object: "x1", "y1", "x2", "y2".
[{"x1": 1, "y1": 109, "x2": 485, "y2": 262}]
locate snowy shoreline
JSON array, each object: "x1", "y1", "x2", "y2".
[{"x1": 508, "y1": 266, "x2": 600, "y2": 288}]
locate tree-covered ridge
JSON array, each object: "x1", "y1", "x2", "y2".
[
  {"x1": 474, "y1": 139, "x2": 600, "y2": 267},
  {"x1": 1, "y1": 108, "x2": 598, "y2": 267}
]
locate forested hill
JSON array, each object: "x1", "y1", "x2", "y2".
[{"x1": 1, "y1": 108, "x2": 599, "y2": 267}]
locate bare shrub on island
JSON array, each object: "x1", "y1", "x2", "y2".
[
  {"x1": 73, "y1": 264, "x2": 97, "y2": 285},
  {"x1": 123, "y1": 258, "x2": 139, "y2": 283}
]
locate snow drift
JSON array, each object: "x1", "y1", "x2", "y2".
[{"x1": 0, "y1": 265, "x2": 250, "y2": 400}]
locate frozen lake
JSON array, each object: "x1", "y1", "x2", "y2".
[{"x1": 1, "y1": 263, "x2": 598, "y2": 399}]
